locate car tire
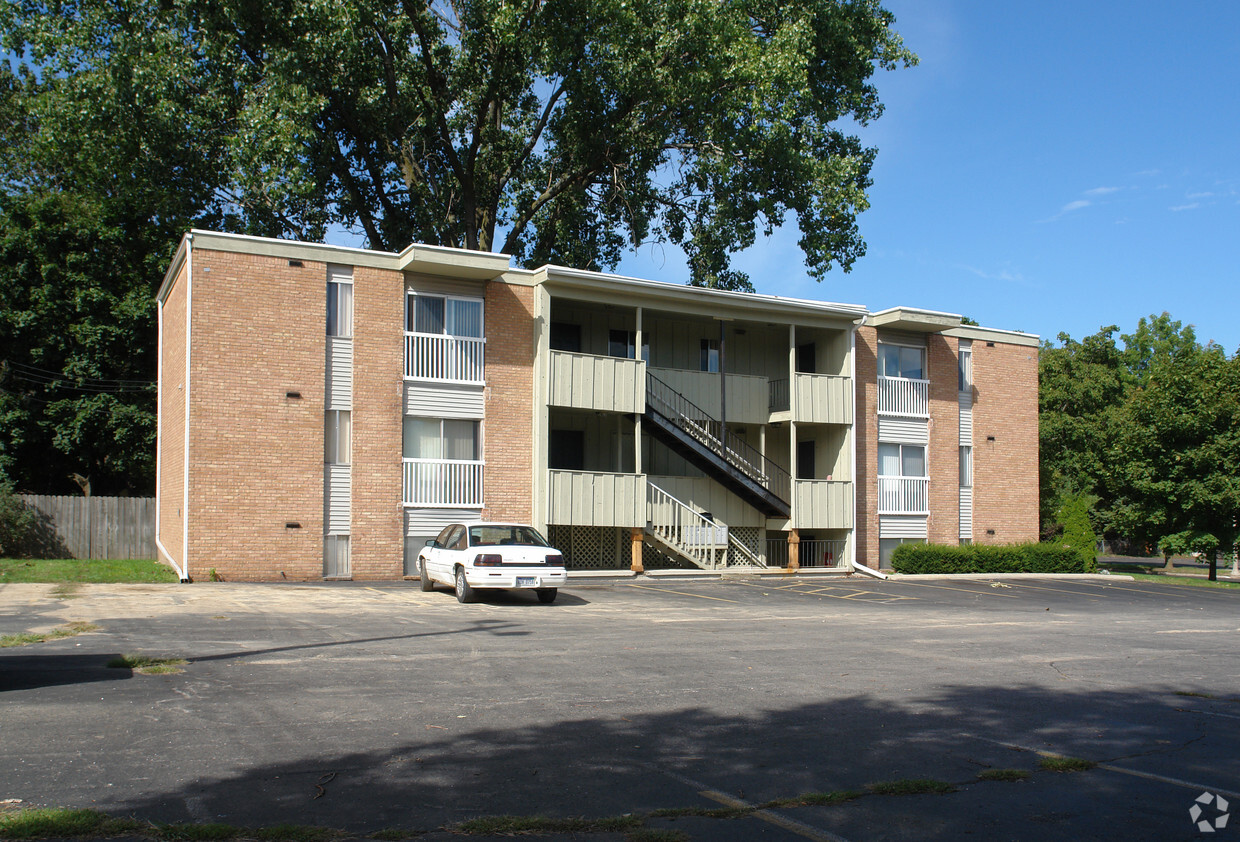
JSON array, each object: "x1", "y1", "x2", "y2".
[
  {"x1": 536, "y1": 588, "x2": 557, "y2": 604},
  {"x1": 455, "y1": 567, "x2": 476, "y2": 603},
  {"x1": 419, "y1": 558, "x2": 434, "y2": 592}
]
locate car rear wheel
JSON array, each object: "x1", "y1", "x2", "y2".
[
  {"x1": 536, "y1": 588, "x2": 557, "y2": 604},
  {"x1": 455, "y1": 567, "x2": 476, "y2": 603},
  {"x1": 419, "y1": 558, "x2": 434, "y2": 592}
]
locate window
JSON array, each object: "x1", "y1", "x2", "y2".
[
  {"x1": 609, "y1": 329, "x2": 635, "y2": 359},
  {"x1": 700, "y1": 339, "x2": 720, "y2": 372},
  {"x1": 549, "y1": 430, "x2": 586, "y2": 470},
  {"x1": 550, "y1": 322, "x2": 582, "y2": 352},
  {"x1": 959, "y1": 445, "x2": 973, "y2": 487},
  {"x1": 403, "y1": 418, "x2": 479, "y2": 461},
  {"x1": 878, "y1": 343, "x2": 925, "y2": 379},
  {"x1": 796, "y1": 343, "x2": 817, "y2": 374},
  {"x1": 958, "y1": 344, "x2": 972, "y2": 393},
  {"x1": 325, "y1": 410, "x2": 351, "y2": 464},
  {"x1": 797, "y1": 440, "x2": 816, "y2": 480},
  {"x1": 406, "y1": 294, "x2": 482, "y2": 338},
  {"x1": 327, "y1": 280, "x2": 353, "y2": 338},
  {"x1": 879, "y1": 443, "x2": 926, "y2": 477}
]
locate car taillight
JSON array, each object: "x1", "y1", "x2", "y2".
[
  {"x1": 475, "y1": 554, "x2": 503, "y2": 566},
  {"x1": 545, "y1": 553, "x2": 563, "y2": 566}
]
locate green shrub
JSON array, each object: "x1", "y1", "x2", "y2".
[
  {"x1": 0, "y1": 479, "x2": 36, "y2": 556},
  {"x1": 890, "y1": 542, "x2": 1088, "y2": 574},
  {"x1": 1055, "y1": 491, "x2": 1098, "y2": 572}
]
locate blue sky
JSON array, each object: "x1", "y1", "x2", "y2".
[{"x1": 617, "y1": 1, "x2": 1240, "y2": 351}]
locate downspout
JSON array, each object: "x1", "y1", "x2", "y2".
[{"x1": 180, "y1": 233, "x2": 194, "y2": 582}]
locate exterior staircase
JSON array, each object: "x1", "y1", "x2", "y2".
[
  {"x1": 646, "y1": 482, "x2": 767, "y2": 570},
  {"x1": 644, "y1": 373, "x2": 792, "y2": 518}
]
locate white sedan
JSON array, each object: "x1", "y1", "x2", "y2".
[{"x1": 417, "y1": 522, "x2": 567, "y2": 604}]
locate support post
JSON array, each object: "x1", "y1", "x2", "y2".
[
  {"x1": 630, "y1": 527, "x2": 644, "y2": 573},
  {"x1": 788, "y1": 529, "x2": 801, "y2": 572}
]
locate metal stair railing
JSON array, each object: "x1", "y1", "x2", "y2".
[
  {"x1": 646, "y1": 373, "x2": 791, "y2": 504},
  {"x1": 647, "y1": 482, "x2": 727, "y2": 570}
]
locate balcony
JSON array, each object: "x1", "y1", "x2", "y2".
[
  {"x1": 793, "y1": 480, "x2": 853, "y2": 529},
  {"x1": 547, "y1": 470, "x2": 645, "y2": 526},
  {"x1": 793, "y1": 373, "x2": 852, "y2": 424},
  {"x1": 405, "y1": 332, "x2": 485, "y2": 383},
  {"x1": 877, "y1": 375, "x2": 929, "y2": 417},
  {"x1": 549, "y1": 350, "x2": 645, "y2": 413},
  {"x1": 403, "y1": 458, "x2": 483, "y2": 507},
  {"x1": 878, "y1": 476, "x2": 929, "y2": 515}
]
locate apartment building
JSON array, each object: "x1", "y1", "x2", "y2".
[{"x1": 155, "y1": 231, "x2": 1038, "y2": 582}]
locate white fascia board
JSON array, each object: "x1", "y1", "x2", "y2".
[
  {"x1": 397, "y1": 242, "x2": 512, "y2": 280},
  {"x1": 156, "y1": 235, "x2": 191, "y2": 304},
  {"x1": 536, "y1": 265, "x2": 868, "y2": 326},
  {"x1": 942, "y1": 325, "x2": 1040, "y2": 347},
  {"x1": 866, "y1": 306, "x2": 962, "y2": 333}
]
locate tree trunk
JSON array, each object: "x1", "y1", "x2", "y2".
[{"x1": 1208, "y1": 549, "x2": 1217, "y2": 582}]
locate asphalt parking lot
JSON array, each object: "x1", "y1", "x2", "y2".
[{"x1": 2, "y1": 574, "x2": 1239, "y2": 841}]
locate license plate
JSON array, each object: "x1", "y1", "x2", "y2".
[{"x1": 516, "y1": 577, "x2": 537, "y2": 587}]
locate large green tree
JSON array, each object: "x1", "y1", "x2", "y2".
[
  {"x1": 1040, "y1": 313, "x2": 1240, "y2": 565},
  {"x1": 1, "y1": 0, "x2": 915, "y2": 495}
]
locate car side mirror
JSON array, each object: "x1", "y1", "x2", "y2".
[{"x1": 425, "y1": 539, "x2": 437, "y2": 548}]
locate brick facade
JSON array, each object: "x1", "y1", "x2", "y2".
[
  {"x1": 926, "y1": 334, "x2": 960, "y2": 544},
  {"x1": 481, "y1": 281, "x2": 536, "y2": 524},
  {"x1": 971, "y1": 340, "x2": 1040, "y2": 544},
  {"x1": 185, "y1": 249, "x2": 326, "y2": 581},
  {"x1": 350, "y1": 265, "x2": 406, "y2": 578},
  {"x1": 156, "y1": 262, "x2": 188, "y2": 574},
  {"x1": 853, "y1": 328, "x2": 879, "y2": 567}
]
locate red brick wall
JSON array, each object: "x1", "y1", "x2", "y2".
[
  {"x1": 927, "y1": 334, "x2": 960, "y2": 543},
  {"x1": 482, "y1": 281, "x2": 535, "y2": 523},
  {"x1": 350, "y1": 265, "x2": 405, "y2": 578},
  {"x1": 854, "y1": 327, "x2": 879, "y2": 566},
  {"x1": 156, "y1": 260, "x2": 188, "y2": 575},
  {"x1": 971, "y1": 340, "x2": 1040, "y2": 544},
  {"x1": 185, "y1": 249, "x2": 326, "y2": 581}
]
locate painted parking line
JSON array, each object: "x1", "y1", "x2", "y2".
[
  {"x1": 969, "y1": 733, "x2": 1240, "y2": 801},
  {"x1": 742, "y1": 580, "x2": 919, "y2": 603},
  {"x1": 626, "y1": 584, "x2": 741, "y2": 603},
  {"x1": 653, "y1": 765, "x2": 852, "y2": 842},
  {"x1": 1000, "y1": 581, "x2": 1114, "y2": 597},
  {"x1": 890, "y1": 580, "x2": 1021, "y2": 598}
]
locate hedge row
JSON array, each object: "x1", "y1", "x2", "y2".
[{"x1": 889, "y1": 542, "x2": 1094, "y2": 574}]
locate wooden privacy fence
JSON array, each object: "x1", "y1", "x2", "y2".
[{"x1": 19, "y1": 495, "x2": 155, "y2": 560}]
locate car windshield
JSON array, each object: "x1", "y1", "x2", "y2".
[{"x1": 468, "y1": 525, "x2": 551, "y2": 548}]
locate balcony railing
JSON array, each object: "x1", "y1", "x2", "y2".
[
  {"x1": 764, "y1": 538, "x2": 847, "y2": 569},
  {"x1": 403, "y1": 458, "x2": 483, "y2": 507},
  {"x1": 877, "y1": 375, "x2": 929, "y2": 417},
  {"x1": 878, "y1": 476, "x2": 929, "y2": 514},
  {"x1": 769, "y1": 378, "x2": 790, "y2": 412},
  {"x1": 405, "y1": 332, "x2": 485, "y2": 383}
]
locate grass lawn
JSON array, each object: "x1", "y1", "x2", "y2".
[
  {"x1": 0, "y1": 558, "x2": 177, "y2": 584},
  {"x1": 1115, "y1": 571, "x2": 1240, "y2": 590}
]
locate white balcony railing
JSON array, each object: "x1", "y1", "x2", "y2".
[
  {"x1": 403, "y1": 458, "x2": 483, "y2": 507},
  {"x1": 877, "y1": 375, "x2": 929, "y2": 417},
  {"x1": 405, "y1": 332, "x2": 485, "y2": 383},
  {"x1": 878, "y1": 476, "x2": 929, "y2": 514}
]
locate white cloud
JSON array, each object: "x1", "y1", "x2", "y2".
[
  {"x1": 957, "y1": 264, "x2": 1027, "y2": 284},
  {"x1": 1170, "y1": 203, "x2": 1200, "y2": 212},
  {"x1": 1084, "y1": 187, "x2": 1121, "y2": 196},
  {"x1": 1060, "y1": 199, "x2": 1091, "y2": 213},
  {"x1": 1186, "y1": 192, "x2": 1214, "y2": 199}
]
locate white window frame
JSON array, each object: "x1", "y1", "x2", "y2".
[
  {"x1": 325, "y1": 410, "x2": 352, "y2": 465},
  {"x1": 959, "y1": 445, "x2": 973, "y2": 488},
  {"x1": 327, "y1": 278, "x2": 354, "y2": 338},
  {"x1": 406, "y1": 292, "x2": 484, "y2": 339},
  {"x1": 877, "y1": 341, "x2": 926, "y2": 380}
]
